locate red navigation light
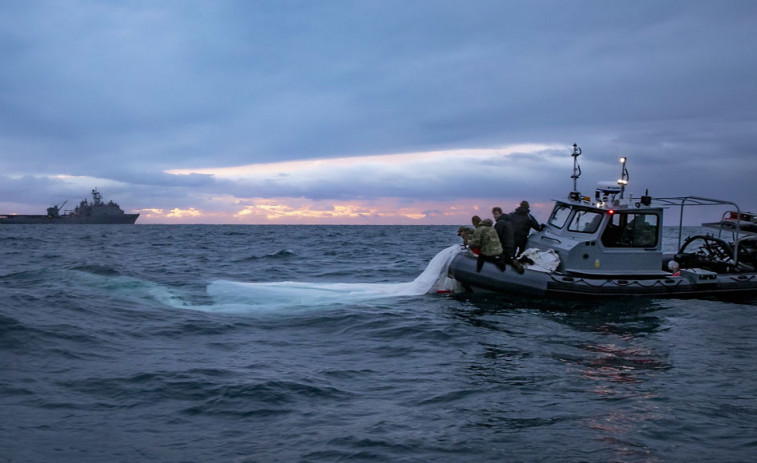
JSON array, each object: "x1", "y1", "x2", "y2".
[{"x1": 608, "y1": 210, "x2": 615, "y2": 215}]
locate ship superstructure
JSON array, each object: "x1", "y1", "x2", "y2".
[{"x1": 0, "y1": 188, "x2": 139, "y2": 224}]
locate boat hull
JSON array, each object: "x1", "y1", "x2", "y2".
[
  {"x1": 0, "y1": 214, "x2": 139, "y2": 224},
  {"x1": 448, "y1": 252, "x2": 757, "y2": 299}
]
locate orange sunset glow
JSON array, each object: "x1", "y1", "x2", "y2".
[
  {"x1": 143, "y1": 144, "x2": 563, "y2": 224},
  {"x1": 136, "y1": 197, "x2": 549, "y2": 225}
]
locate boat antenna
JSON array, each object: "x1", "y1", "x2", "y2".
[
  {"x1": 617, "y1": 156, "x2": 629, "y2": 198},
  {"x1": 570, "y1": 143, "x2": 582, "y2": 200}
]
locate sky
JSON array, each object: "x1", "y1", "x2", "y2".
[{"x1": 1, "y1": 0, "x2": 755, "y2": 224}]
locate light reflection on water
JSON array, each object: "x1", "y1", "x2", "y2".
[{"x1": 453, "y1": 296, "x2": 678, "y2": 459}]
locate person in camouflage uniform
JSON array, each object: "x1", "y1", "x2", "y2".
[
  {"x1": 467, "y1": 215, "x2": 523, "y2": 273},
  {"x1": 469, "y1": 216, "x2": 502, "y2": 254},
  {"x1": 457, "y1": 226, "x2": 474, "y2": 247},
  {"x1": 467, "y1": 215, "x2": 525, "y2": 274}
]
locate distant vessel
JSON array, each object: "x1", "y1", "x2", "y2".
[{"x1": 0, "y1": 188, "x2": 139, "y2": 224}]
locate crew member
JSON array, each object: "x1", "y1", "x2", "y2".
[
  {"x1": 457, "y1": 226, "x2": 474, "y2": 247},
  {"x1": 509, "y1": 200, "x2": 542, "y2": 257},
  {"x1": 492, "y1": 206, "x2": 515, "y2": 258},
  {"x1": 468, "y1": 215, "x2": 523, "y2": 274}
]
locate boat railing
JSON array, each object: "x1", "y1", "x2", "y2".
[{"x1": 652, "y1": 196, "x2": 743, "y2": 265}]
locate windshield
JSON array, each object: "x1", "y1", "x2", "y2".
[
  {"x1": 567, "y1": 210, "x2": 604, "y2": 233},
  {"x1": 548, "y1": 204, "x2": 571, "y2": 228}
]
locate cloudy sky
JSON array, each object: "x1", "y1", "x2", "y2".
[{"x1": 1, "y1": 0, "x2": 755, "y2": 224}]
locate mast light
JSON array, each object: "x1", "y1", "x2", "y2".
[{"x1": 617, "y1": 156, "x2": 630, "y2": 198}]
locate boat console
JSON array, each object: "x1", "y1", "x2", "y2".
[{"x1": 532, "y1": 152, "x2": 667, "y2": 277}]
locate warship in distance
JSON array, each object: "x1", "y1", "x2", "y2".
[{"x1": 0, "y1": 188, "x2": 139, "y2": 224}]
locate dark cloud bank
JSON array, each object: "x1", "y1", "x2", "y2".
[{"x1": 0, "y1": 0, "x2": 755, "y2": 218}]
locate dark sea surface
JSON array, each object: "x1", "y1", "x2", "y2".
[{"x1": 2, "y1": 225, "x2": 757, "y2": 462}]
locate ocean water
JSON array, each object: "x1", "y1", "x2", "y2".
[{"x1": 2, "y1": 225, "x2": 757, "y2": 462}]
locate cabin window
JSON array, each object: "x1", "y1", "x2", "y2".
[
  {"x1": 567, "y1": 210, "x2": 604, "y2": 233},
  {"x1": 601, "y1": 212, "x2": 659, "y2": 248},
  {"x1": 548, "y1": 205, "x2": 571, "y2": 229}
]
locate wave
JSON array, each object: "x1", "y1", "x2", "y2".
[
  {"x1": 71, "y1": 264, "x2": 121, "y2": 276},
  {"x1": 203, "y1": 245, "x2": 462, "y2": 314},
  {"x1": 236, "y1": 249, "x2": 297, "y2": 262},
  {"x1": 57, "y1": 268, "x2": 194, "y2": 311}
]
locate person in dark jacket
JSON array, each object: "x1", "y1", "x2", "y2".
[
  {"x1": 509, "y1": 201, "x2": 542, "y2": 257},
  {"x1": 492, "y1": 207, "x2": 524, "y2": 273},
  {"x1": 492, "y1": 207, "x2": 515, "y2": 258}
]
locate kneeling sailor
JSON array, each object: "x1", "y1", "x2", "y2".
[{"x1": 468, "y1": 216, "x2": 524, "y2": 274}]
